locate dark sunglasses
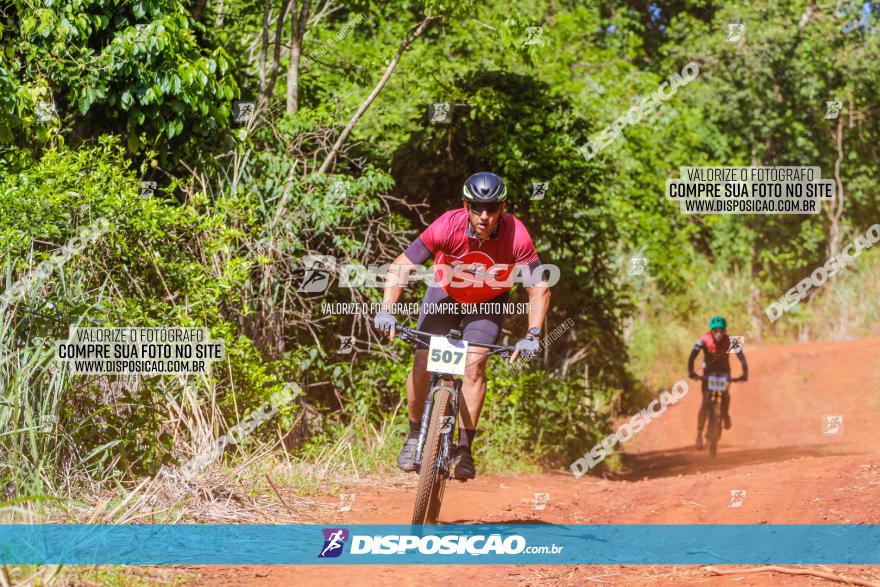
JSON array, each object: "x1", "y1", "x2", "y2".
[{"x1": 468, "y1": 202, "x2": 502, "y2": 215}]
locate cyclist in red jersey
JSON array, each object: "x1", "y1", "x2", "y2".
[
  {"x1": 374, "y1": 172, "x2": 551, "y2": 479},
  {"x1": 688, "y1": 316, "x2": 749, "y2": 450}
]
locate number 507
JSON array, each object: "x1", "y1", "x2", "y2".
[{"x1": 431, "y1": 349, "x2": 463, "y2": 364}]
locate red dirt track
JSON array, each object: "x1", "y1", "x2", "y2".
[{"x1": 195, "y1": 338, "x2": 880, "y2": 585}]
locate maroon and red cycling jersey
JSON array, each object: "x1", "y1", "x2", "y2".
[
  {"x1": 692, "y1": 333, "x2": 740, "y2": 374},
  {"x1": 403, "y1": 208, "x2": 542, "y2": 304}
]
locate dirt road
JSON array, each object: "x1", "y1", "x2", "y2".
[{"x1": 194, "y1": 338, "x2": 880, "y2": 585}]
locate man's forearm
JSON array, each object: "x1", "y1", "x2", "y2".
[
  {"x1": 381, "y1": 280, "x2": 405, "y2": 309},
  {"x1": 737, "y1": 352, "x2": 748, "y2": 374},
  {"x1": 380, "y1": 253, "x2": 413, "y2": 310},
  {"x1": 525, "y1": 285, "x2": 550, "y2": 332},
  {"x1": 687, "y1": 348, "x2": 699, "y2": 373}
]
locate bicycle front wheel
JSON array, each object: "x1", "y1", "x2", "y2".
[{"x1": 411, "y1": 385, "x2": 452, "y2": 524}]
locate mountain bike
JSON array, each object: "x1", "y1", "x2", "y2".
[
  {"x1": 396, "y1": 325, "x2": 514, "y2": 525},
  {"x1": 698, "y1": 373, "x2": 744, "y2": 457}
]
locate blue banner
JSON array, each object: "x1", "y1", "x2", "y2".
[{"x1": 1, "y1": 524, "x2": 878, "y2": 565}]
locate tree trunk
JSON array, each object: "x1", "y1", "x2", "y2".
[
  {"x1": 827, "y1": 114, "x2": 846, "y2": 257},
  {"x1": 286, "y1": 0, "x2": 310, "y2": 115},
  {"x1": 264, "y1": 0, "x2": 292, "y2": 104},
  {"x1": 750, "y1": 280, "x2": 762, "y2": 342},
  {"x1": 583, "y1": 363, "x2": 590, "y2": 394},
  {"x1": 318, "y1": 15, "x2": 439, "y2": 174},
  {"x1": 191, "y1": 0, "x2": 208, "y2": 20},
  {"x1": 259, "y1": 0, "x2": 271, "y2": 97},
  {"x1": 286, "y1": 31, "x2": 301, "y2": 114}
]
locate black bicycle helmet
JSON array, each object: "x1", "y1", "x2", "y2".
[{"x1": 462, "y1": 172, "x2": 508, "y2": 203}]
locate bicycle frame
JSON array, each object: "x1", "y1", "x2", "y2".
[
  {"x1": 701, "y1": 373, "x2": 734, "y2": 456},
  {"x1": 397, "y1": 326, "x2": 513, "y2": 475}
]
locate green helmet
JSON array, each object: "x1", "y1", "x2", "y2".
[{"x1": 709, "y1": 316, "x2": 727, "y2": 330}]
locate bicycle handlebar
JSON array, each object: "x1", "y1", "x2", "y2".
[
  {"x1": 396, "y1": 326, "x2": 515, "y2": 356},
  {"x1": 690, "y1": 372, "x2": 746, "y2": 383}
]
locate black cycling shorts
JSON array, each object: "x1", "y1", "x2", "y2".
[{"x1": 416, "y1": 286, "x2": 509, "y2": 345}]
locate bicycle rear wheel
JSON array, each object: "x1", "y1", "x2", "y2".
[
  {"x1": 708, "y1": 402, "x2": 721, "y2": 457},
  {"x1": 411, "y1": 385, "x2": 452, "y2": 524}
]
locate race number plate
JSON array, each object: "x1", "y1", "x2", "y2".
[
  {"x1": 707, "y1": 374, "x2": 730, "y2": 392},
  {"x1": 426, "y1": 336, "x2": 468, "y2": 375}
]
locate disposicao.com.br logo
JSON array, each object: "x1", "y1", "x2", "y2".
[
  {"x1": 318, "y1": 528, "x2": 349, "y2": 558},
  {"x1": 318, "y1": 529, "x2": 563, "y2": 557}
]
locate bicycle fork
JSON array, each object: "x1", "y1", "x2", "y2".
[{"x1": 413, "y1": 373, "x2": 461, "y2": 472}]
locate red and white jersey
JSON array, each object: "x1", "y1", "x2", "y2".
[{"x1": 404, "y1": 208, "x2": 541, "y2": 304}]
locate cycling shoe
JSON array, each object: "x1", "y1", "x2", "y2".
[
  {"x1": 397, "y1": 436, "x2": 419, "y2": 472},
  {"x1": 452, "y1": 446, "x2": 476, "y2": 480}
]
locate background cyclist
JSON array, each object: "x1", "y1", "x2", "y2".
[{"x1": 688, "y1": 315, "x2": 749, "y2": 450}]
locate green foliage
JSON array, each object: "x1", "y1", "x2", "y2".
[
  {"x1": 2, "y1": 0, "x2": 239, "y2": 163},
  {"x1": 658, "y1": 0, "x2": 880, "y2": 311},
  {"x1": 479, "y1": 361, "x2": 611, "y2": 471},
  {"x1": 0, "y1": 137, "x2": 296, "y2": 494}
]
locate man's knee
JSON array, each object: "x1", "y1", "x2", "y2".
[{"x1": 463, "y1": 360, "x2": 487, "y2": 385}]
